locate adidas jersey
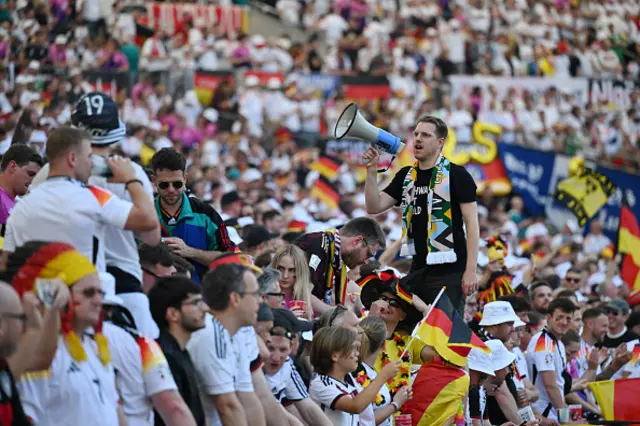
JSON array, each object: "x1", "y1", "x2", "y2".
[
  {"x1": 17, "y1": 335, "x2": 120, "y2": 426},
  {"x1": 187, "y1": 315, "x2": 253, "y2": 426},
  {"x1": 4, "y1": 178, "x2": 132, "y2": 272},
  {"x1": 526, "y1": 330, "x2": 566, "y2": 421},
  {"x1": 265, "y1": 357, "x2": 309, "y2": 406},
  {"x1": 575, "y1": 339, "x2": 601, "y2": 378},
  {"x1": 310, "y1": 374, "x2": 359, "y2": 426},
  {"x1": 102, "y1": 322, "x2": 177, "y2": 426}
]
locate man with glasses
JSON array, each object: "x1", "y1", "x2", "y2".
[
  {"x1": 602, "y1": 300, "x2": 639, "y2": 348},
  {"x1": 139, "y1": 243, "x2": 178, "y2": 294},
  {"x1": 149, "y1": 276, "x2": 207, "y2": 426},
  {"x1": 151, "y1": 148, "x2": 235, "y2": 283},
  {"x1": 295, "y1": 217, "x2": 386, "y2": 315},
  {"x1": 187, "y1": 263, "x2": 264, "y2": 426},
  {"x1": 561, "y1": 268, "x2": 588, "y2": 303},
  {"x1": 3, "y1": 242, "x2": 125, "y2": 426},
  {"x1": 258, "y1": 266, "x2": 285, "y2": 309}
]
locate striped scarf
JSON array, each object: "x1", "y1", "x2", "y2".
[
  {"x1": 400, "y1": 155, "x2": 456, "y2": 265},
  {"x1": 326, "y1": 229, "x2": 348, "y2": 305}
]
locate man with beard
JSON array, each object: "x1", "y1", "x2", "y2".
[
  {"x1": 530, "y1": 282, "x2": 553, "y2": 314},
  {"x1": 295, "y1": 217, "x2": 386, "y2": 315},
  {"x1": 362, "y1": 116, "x2": 479, "y2": 314},
  {"x1": 150, "y1": 148, "x2": 235, "y2": 283},
  {"x1": 149, "y1": 276, "x2": 207, "y2": 425}
]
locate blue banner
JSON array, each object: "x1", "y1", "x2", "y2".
[
  {"x1": 498, "y1": 143, "x2": 640, "y2": 242},
  {"x1": 289, "y1": 73, "x2": 340, "y2": 99},
  {"x1": 590, "y1": 166, "x2": 640, "y2": 241},
  {"x1": 498, "y1": 144, "x2": 556, "y2": 217}
]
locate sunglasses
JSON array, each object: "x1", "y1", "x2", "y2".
[
  {"x1": 157, "y1": 181, "x2": 184, "y2": 190},
  {"x1": 565, "y1": 277, "x2": 581, "y2": 283},
  {"x1": 79, "y1": 287, "x2": 106, "y2": 299},
  {"x1": 0, "y1": 312, "x2": 27, "y2": 322},
  {"x1": 266, "y1": 292, "x2": 285, "y2": 300},
  {"x1": 606, "y1": 309, "x2": 621, "y2": 316},
  {"x1": 182, "y1": 297, "x2": 206, "y2": 307},
  {"x1": 379, "y1": 295, "x2": 403, "y2": 310}
]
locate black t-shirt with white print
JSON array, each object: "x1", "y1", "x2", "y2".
[{"x1": 383, "y1": 164, "x2": 477, "y2": 274}]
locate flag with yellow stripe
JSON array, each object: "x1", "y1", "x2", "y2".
[
  {"x1": 618, "y1": 200, "x2": 640, "y2": 290},
  {"x1": 309, "y1": 156, "x2": 342, "y2": 180},
  {"x1": 553, "y1": 167, "x2": 616, "y2": 226},
  {"x1": 401, "y1": 360, "x2": 470, "y2": 426},
  {"x1": 311, "y1": 176, "x2": 341, "y2": 210},
  {"x1": 588, "y1": 378, "x2": 640, "y2": 422},
  {"x1": 413, "y1": 292, "x2": 489, "y2": 367}
]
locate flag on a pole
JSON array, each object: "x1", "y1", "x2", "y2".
[
  {"x1": 413, "y1": 291, "x2": 489, "y2": 367},
  {"x1": 309, "y1": 156, "x2": 342, "y2": 180},
  {"x1": 618, "y1": 200, "x2": 640, "y2": 290},
  {"x1": 311, "y1": 176, "x2": 340, "y2": 210},
  {"x1": 588, "y1": 378, "x2": 640, "y2": 422},
  {"x1": 553, "y1": 165, "x2": 616, "y2": 226}
]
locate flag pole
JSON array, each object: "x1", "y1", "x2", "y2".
[{"x1": 399, "y1": 286, "x2": 447, "y2": 360}]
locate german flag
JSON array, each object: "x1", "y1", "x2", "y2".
[
  {"x1": 618, "y1": 201, "x2": 640, "y2": 290},
  {"x1": 287, "y1": 220, "x2": 307, "y2": 233},
  {"x1": 311, "y1": 176, "x2": 340, "y2": 210},
  {"x1": 401, "y1": 359, "x2": 470, "y2": 426},
  {"x1": 414, "y1": 292, "x2": 489, "y2": 367},
  {"x1": 588, "y1": 378, "x2": 640, "y2": 422},
  {"x1": 309, "y1": 156, "x2": 342, "y2": 180}
]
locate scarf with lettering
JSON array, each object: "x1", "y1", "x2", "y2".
[
  {"x1": 326, "y1": 229, "x2": 348, "y2": 305},
  {"x1": 400, "y1": 155, "x2": 456, "y2": 265}
]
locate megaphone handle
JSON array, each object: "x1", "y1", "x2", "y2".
[{"x1": 377, "y1": 155, "x2": 396, "y2": 174}]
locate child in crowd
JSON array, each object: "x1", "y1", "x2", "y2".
[{"x1": 309, "y1": 326, "x2": 400, "y2": 426}]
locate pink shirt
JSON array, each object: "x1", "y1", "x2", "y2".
[{"x1": 0, "y1": 186, "x2": 15, "y2": 225}]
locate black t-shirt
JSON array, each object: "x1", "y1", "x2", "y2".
[
  {"x1": 294, "y1": 231, "x2": 335, "y2": 303},
  {"x1": 0, "y1": 360, "x2": 30, "y2": 426},
  {"x1": 23, "y1": 43, "x2": 48, "y2": 61},
  {"x1": 602, "y1": 328, "x2": 639, "y2": 349},
  {"x1": 383, "y1": 164, "x2": 477, "y2": 274},
  {"x1": 486, "y1": 372, "x2": 518, "y2": 425},
  {"x1": 156, "y1": 331, "x2": 206, "y2": 426}
]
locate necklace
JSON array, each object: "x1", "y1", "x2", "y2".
[
  {"x1": 379, "y1": 332, "x2": 412, "y2": 395},
  {"x1": 354, "y1": 363, "x2": 385, "y2": 405}
]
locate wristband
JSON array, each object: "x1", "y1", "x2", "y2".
[
  {"x1": 391, "y1": 401, "x2": 399, "y2": 411},
  {"x1": 125, "y1": 179, "x2": 143, "y2": 189}
]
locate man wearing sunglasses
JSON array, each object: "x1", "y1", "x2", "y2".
[
  {"x1": 151, "y1": 148, "x2": 235, "y2": 283},
  {"x1": 602, "y1": 299, "x2": 639, "y2": 348}
]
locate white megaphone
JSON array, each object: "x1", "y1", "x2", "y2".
[{"x1": 334, "y1": 103, "x2": 405, "y2": 156}]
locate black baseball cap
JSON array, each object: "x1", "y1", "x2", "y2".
[
  {"x1": 257, "y1": 303, "x2": 274, "y2": 322},
  {"x1": 244, "y1": 226, "x2": 279, "y2": 249},
  {"x1": 272, "y1": 308, "x2": 312, "y2": 334}
]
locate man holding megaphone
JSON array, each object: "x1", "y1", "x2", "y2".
[{"x1": 359, "y1": 114, "x2": 480, "y2": 314}]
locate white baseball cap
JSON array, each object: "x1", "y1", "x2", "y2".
[
  {"x1": 486, "y1": 339, "x2": 516, "y2": 371},
  {"x1": 479, "y1": 301, "x2": 526, "y2": 327},
  {"x1": 467, "y1": 347, "x2": 495, "y2": 376}
]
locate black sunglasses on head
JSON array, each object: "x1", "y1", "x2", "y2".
[{"x1": 158, "y1": 181, "x2": 184, "y2": 190}]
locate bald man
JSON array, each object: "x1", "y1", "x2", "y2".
[{"x1": 0, "y1": 281, "x2": 31, "y2": 426}]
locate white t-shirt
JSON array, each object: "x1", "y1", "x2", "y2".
[
  {"x1": 4, "y1": 178, "x2": 132, "y2": 272},
  {"x1": 512, "y1": 346, "x2": 528, "y2": 387},
  {"x1": 187, "y1": 315, "x2": 253, "y2": 426},
  {"x1": 18, "y1": 334, "x2": 120, "y2": 426},
  {"x1": 612, "y1": 339, "x2": 639, "y2": 379},
  {"x1": 102, "y1": 322, "x2": 177, "y2": 426},
  {"x1": 349, "y1": 369, "x2": 375, "y2": 426},
  {"x1": 265, "y1": 357, "x2": 309, "y2": 405},
  {"x1": 362, "y1": 362, "x2": 392, "y2": 426},
  {"x1": 310, "y1": 374, "x2": 360, "y2": 426},
  {"x1": 526, "y1": 330, "x2": 566, "y2": 421}
]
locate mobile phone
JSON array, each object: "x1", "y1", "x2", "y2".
[{"x1": 35, "y1": 278, "x2": 55, "y2": 307}]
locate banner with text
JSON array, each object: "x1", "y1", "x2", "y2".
[{"x1": 145, "y1": 3, "x2": 248, "y2": 35}]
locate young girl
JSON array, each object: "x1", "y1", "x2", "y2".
[
  {"x1": 358, "y1": 316, "x2": 413, "y2": 426},
  {"x1": 310, "y1": 326, "x2": 400, "y2": 426}
]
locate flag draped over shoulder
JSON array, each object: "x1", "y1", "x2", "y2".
[
  {"x1": 309, "y1": 156, "x2": 342, "y2": 180},
  {"x1": 588, "y1": 378, "x2": 640, "y2": 422},
  {"x1": 311, "y1": 176, "x2": 341, "y2": 210},
  {"x1": 618, "y1": 201, "x2": 640, "y2": 290},
  {"x1": 401, "y1": 360, "x2": 470, "y2": 426},
  {"x1": 414, "y1": 292, "x2": 489, "y2": 367},
  {"x1": 553, "y1": 167, "x2": 616, "y2": 226}
]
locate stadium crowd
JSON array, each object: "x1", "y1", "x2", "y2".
[{"x1": 0, "y1": 1, "x2": 639, "y2": 426}]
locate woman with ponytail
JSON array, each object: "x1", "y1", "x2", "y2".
[{"x1": 3, "y1": 241, "x2": 124, "y2": 426}]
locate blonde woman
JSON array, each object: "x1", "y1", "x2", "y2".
[{"x1": 271, "y1": 244, "x2": 313, "y2": 319}]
